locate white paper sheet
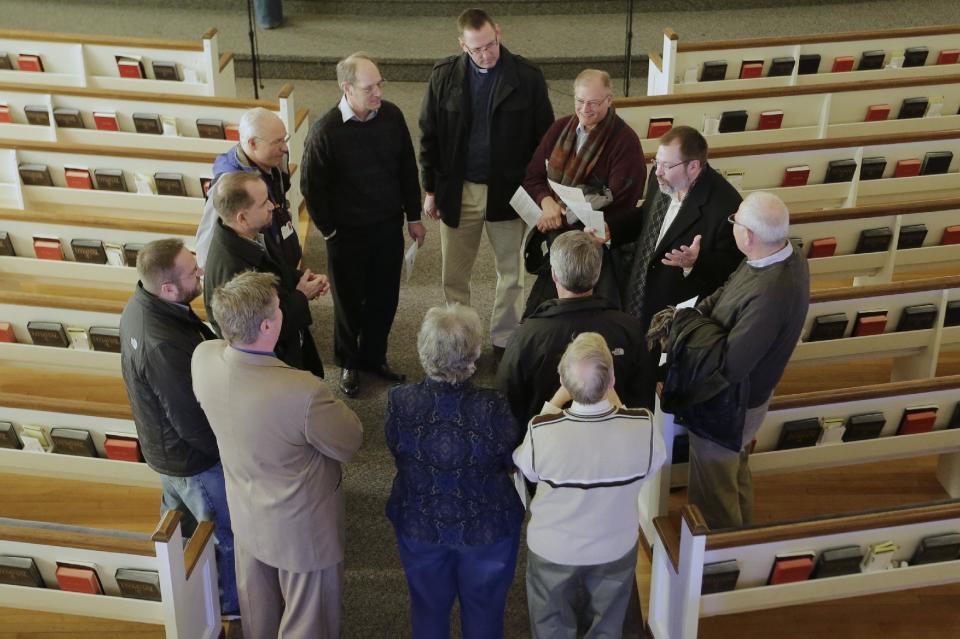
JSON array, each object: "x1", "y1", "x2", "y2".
[
  {"x1": 509, "y1": 186, "x2": 543, "y2": 228},
  {"x1": 403, "y1": 241, "x2": 418, "y2": 282},
  {"x1": 569, "y1": 203, "x2": 605, "y2": 239},
  {"x1": 547, "y1": 178, "x2": 587, "y2": 208}
]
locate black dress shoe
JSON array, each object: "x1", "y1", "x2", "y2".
[
  {"x1": 366, "y1": 362, "x2": 406, "y2": 384},
  {"x1": 339, "y1": 368, "x2": 359, "y2": 397}
]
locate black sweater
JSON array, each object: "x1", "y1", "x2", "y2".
[{"x1": 300, "y1": 100, "x2": 421, "y2": 237}]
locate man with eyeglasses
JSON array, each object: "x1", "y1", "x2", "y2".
[
  {"x1": 195, "y1": 107, "x2": 301, "y2": 271},
  {"x1": 607, "y1": 125, "x2": 743, "y2": 408},
  {"x1": 419, "y1": 8, "x2": 554, "y2": 360},
  {"x1": 301, "y1": 53, "x2": 423, "y2": 397}
]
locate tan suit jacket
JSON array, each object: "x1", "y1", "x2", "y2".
[{"x1": 192, "y1": 341, "x2": 363, "y2": 572}]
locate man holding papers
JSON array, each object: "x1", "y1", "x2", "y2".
[{"x1": 521, "y1": 69, "x2": 646, "y2": 314}]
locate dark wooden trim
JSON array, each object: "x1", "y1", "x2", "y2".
[
  {"x1": 3, "y1": 289, "x2": 126, "y2": 314},
  {"x1": 295, "y1": 107, "x2": 310, "y2": 131},
  {"x1": 649, "y1": 52, "x2": 663, "y2": 73},
  {"x1": 0, "y1": 28, "x2": 203, "y2": 51},
  {"x1": 277, "y1": 83, "x2": 294, "y2": 99},
  {"x1": 0, "y1": 140, "x2": 216, "y2": 163},
  {"x1": 681, "y1": 504, "x2": 710, "y2": 536},
  {"x1": 184, "y1": 521, "x2": 215, "y2": 579},
  {"x1": 674, "y1": 25, "x2": 960, "y2": 52},
  {"x1": 219, "y1": 52, "x2": 234, "y2": 72},
  {"x1": 0, "y1": 207, "x2": 197, "y2": 235},
  {"x1": 615, "y1": 73, "x2": 960, "y2": 108},
  {"x1": 0, "y1": 81, "x2": 279, "y2": 109},
  {"x1": 653, "y1": 514, "x2": 681, "y2": 573},
  {"x1": 0, "y1": 391, "x2": 132, "y2": 419},
  {"x1": 201, "y1": 28, "x2": 218, "y2": 40},
  {"x1": 639, "y1": 525, "x2": 654, "y2": 561},
  {"x1": 791, "y1": 197, "x2": 960, "y2": 225},
  {"x1": 810, "y1": 275, "x2": 960, "y2": 303},
  {"x1": 151, "y1": 510, "x2": 182, "y2": 543},
  {"x1": 664, "y1": 28, "x2": 678, "y2": 42},
  {"x1": 706, "y1": 500, "x2": 960, "y2": 550},
  {"x1": 770, "y1": 374, "x2": 960, "y2": 411},
  {"x1": 0, "y1": 521, "x2": 155, "y2": 557},
  {"x1": 289, "y1": 163, "x2": 299, "y2": 177}
]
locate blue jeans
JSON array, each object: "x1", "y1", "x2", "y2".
[
  {"x1": 396, "y1": 531, "x2": 520, "y2": 639},
  {"x1": 159, "y1": 463, "x2": 238, "y2": 616},
  {"x1": 255, "y1": 0, "x2": 283, "y2": 28}
]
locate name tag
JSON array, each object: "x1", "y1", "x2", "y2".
[{"x1": 281, "y1": 222, "x2": 295, "y2": 240}]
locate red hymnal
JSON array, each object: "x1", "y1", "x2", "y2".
[
  {"x1": 853, "y1": 313, "x2": 887, "y2": 337},
  {"x1": 739, "y1": 61, "x2": 764, "y2": 79},
  {"x1": 64, "y1": 168, "x2": 93, "y2": 189},
  {"x1": 647, "y1": 118, "x2": 674, "y2": 139},
  {"x1": 55, "y1": 565, "x2": 103, "y2": 595},
  {"x1": 116, "y1": 57, "x2": 144, "y2": 79},
  {"x1": 224, "y1": 124, "x2": 240, "y2": 141},
  {"x1": 768, "y1": 553, "x2": 816, "y2": 585},
  {"x1": 93, "y1": 111, "x2": 119, "y2": 131},
  {"x1": 757, "y1": 110, "x2": 784, "y2": 130},
  {"x1": 0, "y1": 322, "x2": 15, "y2": 343},
  {"x1": 808, "y1": 238, "x2": 837, "y2": 258},
  {"x1": 865, "y1": 104, "x2": 891, "y2": 122},
  {"x1": 898, "y1": 408, "x2": 937, "y2": 435},
  {"x1": 104, "y1": 435, "x2": 143, "y2": 462},
  {"x1": 781, "y1": 165, "x2": 810, "y2": 187},
  {"x1": 33, "y1": 238, "x2": 63, "y2": 260},
  {"x1": 0, "y1": 105, "x2": 11, "y2": 123},
  {"x1": 17, "y1": 54, "x2": 43, "y2": 72},
  {"x1": 937, "y1": 49, "x2": 960, "y2": 65},
  {"x1": 941, "y1": 225, "x2": 960, "y2": 245},
  {"x1": 894, "y1": 159, "x2": 921, "y2": 178},
  {"x1": 831, "y1": 56, "x2": 855, "y2": 72}
]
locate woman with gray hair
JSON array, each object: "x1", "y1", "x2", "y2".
[{"x1": 385, "y1": 303, "x2": 524, "y2": 638}]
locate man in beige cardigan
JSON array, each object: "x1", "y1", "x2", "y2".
[{"x1": 192, "y1": 271, "x2": 363, "y2": 638}]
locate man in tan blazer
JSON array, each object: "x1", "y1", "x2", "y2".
[{"x1": 192, "y1": 271, "x2": 363, "y2": 638}]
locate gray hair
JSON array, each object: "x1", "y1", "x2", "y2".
[
  {"x1": 738, "y1": 191, "x2": 790, "y2": 244},
  {"x1": 137, "y1": 238, "x2": 186, "y2": 295},
  {"x1": 574, "y1": 69, "x2": 612, "y2": 94},
  {"x1": 337, "y1": 52, "x2": 378, "y2": 88},
  {"x1": 211, "y1": 271, "x2": 279, "y2": 345},
  {"x1": 559, "y1": 332, "x2": 613, "y2": 405},
  {"x1": 549, "y1": 231, "x2": 602, "y2": 294},
  {"x1": 239, "y1": 107, "x2": 282, "y2": 148},
  {"x1": 417, "y1": 304, "x2": 482, "y2": 383}
]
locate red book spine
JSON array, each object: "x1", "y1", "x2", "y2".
[
  {"x1": 117, "y1": 61, "x2": 143, "y2": 79},
  {"x1": 224, "y1": 124, "x2": 240, "y2": 141},
  {"x1": 831, "y1": 56, "x2": 855, "y2": 72},
  {"x1": 757, "y1": 111, "x2": 784, "y2": 130},
  {"x1": 93, "y1": 114, "x2": 119, "y2": 131},
  {"x1": 104, "y1": 437, "x2": 143, "y2": 462},
  {"x1": 65, "y1": 169, "x2": 93, "y2": 189},
  {"x1": 647, "y1": 120, "x2": 673, "y2": 139},
  {"x1": 769, "y1": 558, "x2": 814, "y2": 585},
  {"x1": 894, "y1": 159, "x2": 921, "y2": 178},
  {"x1": 854, "y1": 315, "x2": 887, "y2": 337},
  {"x1": 33, "y1": 239, "x2": 63, "y2": 260},
  {"x1": 865, "y1": 105, "x2": 891, "y2": 121},
  {"x1": 0, "y1": 105, "x2": 11, "y2": 124},
  {"x1": 937, "y1": 49, "x2": 960, "y2": 65},
  {"x1": 56, "y1": 566, "x2": 103, "y2": 594},
  {"x1": 898, "y1": 411, "x2": 937, "y2": 435},
  {"x1": 781, "y1": 166, "x2": 810, "y2": 187},
  {"x1": 0, "y1": 322, "x2": 16, "y2": 343},
  {"x1": 739, "y1": 62, "x2": 763, "y2": 79},
  {"x1": 17, "y1": 54, "x2": 44, "y2": 72},
  {"x1": 941, "y1": 225, "x2": 960, "y2": 246}
]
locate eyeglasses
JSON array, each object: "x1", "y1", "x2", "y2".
[
  {"x1": 727, "y1": 213, "x2": 753, "y2": 232},
  {"x1": 464, "y1": 37, "x2": 499, "y2": 57},
  {"x1": 654, "y1": 159, "x2": 690, "y2": 172},
  {"x1": 256, "y1": 134, "x2": 290, "y2": 147},
  {"x1": 353, "y1": 79, "x2": 386, "y2": 94},
  {"x1": 575, "y1": 96, "x2": 611, "y2": 110}
]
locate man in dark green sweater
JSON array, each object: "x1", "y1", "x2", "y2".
[
  {"x1": 301, "y1": 53, "x2": 425, "y2": 397},
  {"x1": 686, "y1": 191, "x2": 810, "y2": 529}
]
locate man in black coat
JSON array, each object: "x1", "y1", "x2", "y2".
[
  {"x1": 608, "y1": 126, "x2": 743, "y2": 407},
  {"x1": 119, "y1": 238, "x2": 237, "y2": 617},
  {"x1": 204, "y1": 171, "x2": 328, "y2": 377},
  {"x1": 420, "y1": 8, "x2": 554, "y2": 355}
]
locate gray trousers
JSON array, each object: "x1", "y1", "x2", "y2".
[
  {"x1": 235, "y1": 542, "x2": 343, "y2": 639},
  {"x1": 687, "y1": 401, "x2": 770, "y2": 530},
  {"x1": 526, "y1": 544, "x2": 638, "y2": 639}
]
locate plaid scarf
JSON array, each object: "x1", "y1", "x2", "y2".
[{"x1": 546, "y1": 107, "x2": 617, "y2": 187}]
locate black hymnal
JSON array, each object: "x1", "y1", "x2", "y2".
[
  {"x1": 672, "y1": 433, "x2": 689, "y2": 465},
  {"x1": 196, "y1": 118, "x2": 226, "y2": 139},
  {"x1": 133, "y1": 112, "x2": 163, "y2": 135},
  {"x1": 700, "y1": 60, "x2": 727, "y2": 82},
  {"x1": 718, "y1": 110, "x2": 748, "y2": 133},
  {"x1": 24, "y1": 105, "x2": 50, "y2": 126},
  {"x1": 859, "y1": 157, "x2": 887, "y2": 180},
  {"x1": 0, "y1": 556, "x2": 45, "y2": 588},
  {"x1": 26, "y1": 321, "x2": 69, "y2": 348},
  {"x1": 911, "y1": 533, "x2": 960, "y2": 565},
  {"x1": 855, "y1": 227, "x2": 893, "y2": 254},
  {"x1": 812, "y1": 545, "x2": 863, "y2": 578},
  {"x1": 89, "y1": 326, "x2": 121, "y2": 353},
  {"x1": 920, "y1": 151, "x2": 953, "y2": 176},
  {"x1": 18, "y1": 164, "x2": 53, "y2": 187},
  {"x1": 808, "y1": 313, "x2": 848, "y2": 341},
  {"x1": 0, "y1": 52, "x2": 11, "y2": 70},
  {"x1": 154, "y1": 173, "x2": 187, "y2": 197},
  {"x1": 843, "y1": 412, "x2": 886, "y2": 442},
  {"x1": 767, "y1": 56, "x2": 795, "y2": 77},
  {"x1": 52, "y1": 107, "x2": 84, "y2": 129},
  {"x1": 798, "y1": 53, "x2": 821, "y2": 74},
  {"x1": 701, "y1": 560, "x2": 740, "y2": 594},
  {"x1": 950, "y1": 402, "x2": 960, "y2": 429},
  {"x1": 94, "y1": 168, "x2": 127, "y2": 192},
  {"x1": 896, "y1": 303, "x2": 939, "y2": 332},
  {"x1": 903, "y1": 46, "x2": 929, "y2": 67},
  {"x1": 0, "y1": 421, "x2": 22, "y2": 450},
  {"x1": 858, "y1": 50, "x2": 885, "y2": 70},
  {"x1": 824, "y1": 159, "x2": 857, "y2": 183},
  {"x1": 776, "y1": 417, "x2": 821, "y2": 450},
  {"x1": 116, "y1": 568, "x2": 162, "y2": 601},
  {"x1": 898, "y1": 97, "x2": 929, "y2": 119},
  {"x1": 50, "y1": 428, "x2": 98, "y2": 457},
  {"x1": 897, "y1": 224, "x2": 928, "y2": 249},
  {"x1": 151, "y1": 60, "x2": 180, "y2": 81},
  {"x1": 945, "y1": 300, "x2": 960, "y2": 327},
  {"x1": 70, "y1": 239, "x2": 107, "y2": 264},
  {"x1": 123, "y1": 243, "x2": 144, "y2": 267},
  {"x1": 0, "y1": 231, "x2": 14, "y2": 257}
]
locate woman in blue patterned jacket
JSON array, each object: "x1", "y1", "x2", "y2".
[{"x1": 385, "y1": 303, "x2": 524, "y2": 639}]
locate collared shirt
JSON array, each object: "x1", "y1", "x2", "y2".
[
  {"x1": 575, "y1": 122, "x2": 589, "y2": 154},
  {"x1": 338, "y1": 94, "x2": 378, "y2": 123},
  {"x1": 747, "y1": 240, "x2": 793, "y2": 268}
]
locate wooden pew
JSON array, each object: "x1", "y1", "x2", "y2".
[
  {"x1": 0, "y1": 510, "x2": 220, "y2": 638},
  {"x1": 0, "y1": 28, "x2": 235, "y2": 98},
  {"x1": 647, "y1": 501, "x2": 960, "y2": 638},
  {"x1": 648, "y1": 25, "x2": 960, "y2": 96},
  {"x1": 615, "y1": 73, "x2": 960, "y2": 150}
]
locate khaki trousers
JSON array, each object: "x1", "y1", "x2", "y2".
[{"x1": 440, "y1": 181, "x2": 525, "y2": 347}]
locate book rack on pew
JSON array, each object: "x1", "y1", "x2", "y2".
[
  {"x1": 0, "y1": 81, "x2": 310, "y2": 161},
  {"x1": 0, "y1": 510, "x2": 220, "y2": 638},
  {"x1": 0, "y1": 28, "x2": 235, "y2": 98},
  {"x1": 637, "y1": 375, "x2": 960, "y2": 546},
  {"x1": 649, "y1": 25, "x2": 960, "y2": 96},
  {"x1": 615, "y1": 73, "x2": 960, "y2": 150},
  {"x1": 647, "y1": 501, "x2": 960, "y2": 639}
]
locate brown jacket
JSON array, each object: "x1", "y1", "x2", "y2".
[{"x1": 192, "y1": 341, "x2": 363, "y2": 572}]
